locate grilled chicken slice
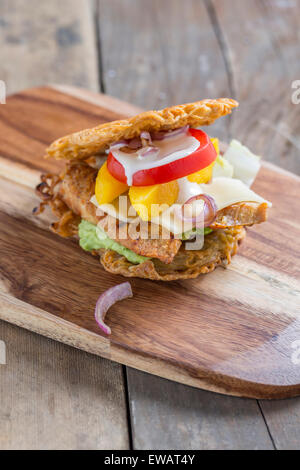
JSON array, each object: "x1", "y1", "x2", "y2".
[
  {"x1": 59, "y1": 161, "x2": 99, "y2": 224},
  {"x1": 212, "y1": 202, "x2": 268, "y2": 229}
]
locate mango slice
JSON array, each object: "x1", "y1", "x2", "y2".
[
  {"x1": 211, "y1": 137, "x2": 219, "y2": 156},
  {"x1": 95, "y1": 161, "x2": 128, "y2": 205},
  {"x1": 187, "y1": 138, "x2": 219, "y2": 183},
  {"x1": 129, "y1": 180, "x2": 179, "y2": 221},
  {"x1": 187, "y1": 162, "x2": 214, "y2": 183}
]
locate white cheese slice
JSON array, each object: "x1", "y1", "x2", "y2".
[
  {"x1": 91, "y1": 195, "x2": 139, "y2": 223},
  {"x1": 154, "y1": 177, "x2": 271, "y2": 234},
  {"x1": 198, "y1": 177, "x2": 271, "y2": 210},
  {"x1": 223, "y1": 139, "x2": 261, "y2": 187},
  {"x1": 151, "y1": 204, "x2": 196, "y2": 236}
]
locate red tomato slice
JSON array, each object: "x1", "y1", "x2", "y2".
[{"x1": 107, "y1": 128, "x2": 217, "y2": 186}]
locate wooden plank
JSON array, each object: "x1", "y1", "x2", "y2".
[
  {"x1": 127, "y1": 369, "x2": 274, "y2": 450},
  {"x1": 208, "y1": 0, "x2": 300, "y2": 449},
  {"x1": 0, "y1": 1, "x2": 129, "y2": 449},
  {"x1": 0, "y1": 85, "x2": 139, "y2": 173},
  {"x1": 259, "y1": 398, "x2": 300, "y2": 450},
  {"x1": 98, "y1": 0, "x2": 233, "y2": 141},
  {"x1": 97, "y1": 0, "x2": 273, "y2": 449},
  {"x1": 0, "y1": 0, "x2": 99, "y2": 95},
  {"x1": 0, "y1": 321, "x2": 128, "y2": 450},
  {"x1": 210, "y1": 0, "x2": 300, "y2": 174}
]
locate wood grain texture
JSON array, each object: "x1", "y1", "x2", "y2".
[
  {"x1": 98, "y1": 0, "x2": 232, "y2": 141},
  {"x1": 0, "y1": 0, "x2": 99, "y2": 95},
  {"x1": 259, "y1": 397, "x2": 300, "y2": 450},
  {"x1": 210, "y1": 0, "x2": 300, "y2": 174},
  {"x1": 1, "y1": 0, "x2": 298, "y2": 450},
  {"x1": 97, "y1": 0, "x2": 300, "y2": 449},
  {"x1": 0, "y1": 321, "x2": 129, "y2": 450},
  {"x1": 0, "y1": 86, "x2": 299, "y2": 403},
  {"x1": 97, "y1": 0, "x2": 240, "y2": 449},
  {"x1": 0, "y1": 86, "x2": 143, "y2": 174},
  {"x1": 0, "y1": 0, "x2": 130, "y2": 450},
  {"x1": 126, "y1": 369, "x2": 274, "y2": 450}
]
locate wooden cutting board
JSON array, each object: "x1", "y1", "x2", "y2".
[{"x1": 0, "y1": 86, "x2": 299, "y2": 399}]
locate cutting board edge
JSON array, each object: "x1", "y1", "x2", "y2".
[
  {"x1": 1, "y1": 85, "x2": 300, "y2": 400},
  {"x1": 1, "y1": 291, "x2": 300, "y2": 400}
]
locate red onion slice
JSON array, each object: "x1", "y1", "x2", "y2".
[
  {"x1": 140, "y1": 131, "x2": 152, "y2": 145},
  {"x1": 176, "y1": 194, "x2": 217, "y2": 228},
  {"x1": 137, "y1": 146, "x2": 159, "y2": 158},
  {"x1": 94, "y1": 282, "x2": 133, "y2": 335},
  {"x1": 109, "y1": 140, "x2": 128, "y2": 151},
  {"x1": 128, "y1": 137, "x2": 142, "y2": 149},
  {"x1": 110, "y1": 126, "x2": 190, "y2": 153},
  {"x1": 152, "y1": 125, "x2": 189, "y2": 141}
]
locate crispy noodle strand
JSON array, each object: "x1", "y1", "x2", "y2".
[{"x1": 34, "y1": 172, "x2": 80, "y2": 237}]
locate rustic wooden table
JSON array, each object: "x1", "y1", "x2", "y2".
[{"x1": 0, "y1": 0, "x2": 299, "y2": 450}]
